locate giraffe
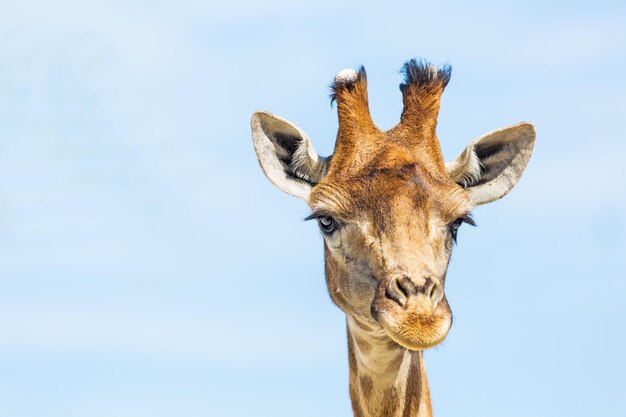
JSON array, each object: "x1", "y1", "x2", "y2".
[{"x1": 251, "y1": 59, "x2": 535, "y2": 417}]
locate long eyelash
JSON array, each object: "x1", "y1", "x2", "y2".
[
  {"x1": 304, "y1": 213, "x2": 318, "y2": 221},
  {"x1": 304, "y1": 211, "x2": 331, "y2": 221},
  {"x1": 452, "y1": 213, "x2": 476, "y2": 245},
  {"x1": 463, "y1": 213, "x2": 477, "y2": 227}
]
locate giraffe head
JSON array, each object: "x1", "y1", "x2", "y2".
[{"x1": 251, "y1": 60, "x2": 535, "y2": 350}]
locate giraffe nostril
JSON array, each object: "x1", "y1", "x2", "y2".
[
  {"x1": 427, "y1": 278, "x2": 444, "y2": 308},
  {"x1": 398, "y1": 275, "x2": 417, "y2": 296},
  {"x1": 424, "y1": 277, "x2": 435, "y2": 298},
  {"x1": 385, "y1": 276, "x2": 409, "y2": 307},
  {"x1": 384, "y1": 275, "x2": 443, "y2": 310}
]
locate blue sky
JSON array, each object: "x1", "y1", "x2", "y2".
[{"x1": 0, "y1": 1, "x2": 625, "y2": 416}]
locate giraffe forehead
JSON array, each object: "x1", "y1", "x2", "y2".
[
  {"x1": 329, "y1": 133, "x2": 446, "y2": 178},
  {"x1": 311, "y1": 169, "x2": 469, "y2": 222}
]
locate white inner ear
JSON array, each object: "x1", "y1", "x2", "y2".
[
  {"x1": 251, "y1": 111, "x2": 327, "y2": 200},
  {"x1": 446, "y1": 122, "x2": 536, "y2": 205},
  {"x1": 290, "y1": 139, "x2": 327, "y2": 184},
  {"x1": 445, "y1": 147, "x2": 482, "y2": 187}
]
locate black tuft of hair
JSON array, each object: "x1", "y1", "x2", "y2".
[
  {"x1": 329, "y1": 65, "x2": 367, "y2": 106},
  {"x1": 400, "y1": 59, "x2": 452, "y2": 91}
]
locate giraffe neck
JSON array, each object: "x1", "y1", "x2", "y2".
[{"x1": 347, "y1": 316, "x2": 432, "y2": 417}]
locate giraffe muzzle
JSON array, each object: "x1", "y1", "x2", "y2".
[{"x1": 370, "y1": 273, "x2": 452, "y2": 350}]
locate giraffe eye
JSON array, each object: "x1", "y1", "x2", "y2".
[
  {"x1": 317, "y1": 216, "x2": 337, "y2": 234},
  {"x1": 450, "y1": 219, "x2": 463, "y2": 243},
  {"x1": 449, "y1": 215, "x2": 476, "y2": 244}
]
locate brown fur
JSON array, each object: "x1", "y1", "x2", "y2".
[
  {"x1": 253, "y1": 60, "x2": 533, "y2": 417},
  {"x1": 347, "y1": 317, "x2": 429, "y2": 417},
  {"x1": 312, "y1": 61, "x2": 468, "y2": 417}
]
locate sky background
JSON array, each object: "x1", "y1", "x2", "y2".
[{"x1": 1, "y1": 1, "x2": 625, "y2": 416}]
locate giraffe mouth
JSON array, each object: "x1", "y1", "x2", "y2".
[{"x1": 370, "y1": 275, "x2": 453, "y2": 350}]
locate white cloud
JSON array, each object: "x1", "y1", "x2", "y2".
[
  {"x1": 0, "y1": 0, "x2": 196, "y2": 74},
  {"x1": 0, "y1": 310, "x2": 344, "y2": 363},
  {"x1": 510, "y1": 16, "x2": 626, "y2": 69},
  {"x1": 510, "y1": 149, "x2": 626, "y2": 215}
]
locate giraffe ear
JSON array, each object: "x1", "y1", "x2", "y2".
[
  {"x1": 446, "y1": 122, "x2": 536, "y2": 205},
  {"x1": 251, "y1": 111, "x2": 329, "y2": 200}
]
